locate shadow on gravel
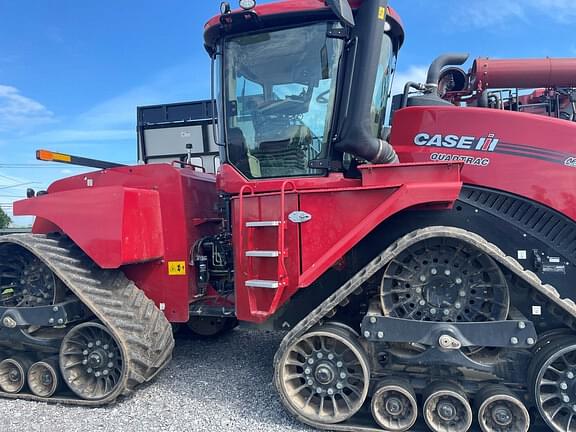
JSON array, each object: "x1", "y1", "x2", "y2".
[{"x1": 156, "y1": 327, "x2": 313, "y2": 431}]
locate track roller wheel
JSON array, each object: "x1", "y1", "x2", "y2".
[
  {"x1": 423, "y1": 382, "x2": 473, "y2": 432},
  {"x1": 475, "y1": 385, "x2": 530, "y2": 432},
  {"x1": 27, "y1": 359, "x2": 61, "y2": 398},
  {"x1": 186, "y1": 316, "x2": 238, "y2": 337},
  {"x1": 59, "y1": 322, "x2": 125, "y2": 400},
  {"x1": 0, "y1": 357, "x2": 32, "y2": 393},
  {"x1": 530, "y1": 336, "x2": 576, "y2": 432},
  {"x1": 275, "y1": 323, "x2": 370, "y2": 425},
  {"x1": 371, "y1": 379, "x2": 417, "y2": 431}
]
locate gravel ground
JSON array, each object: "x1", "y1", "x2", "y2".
[{"x1": 0, "y1": 328, "x2": 312, "y2": 432}]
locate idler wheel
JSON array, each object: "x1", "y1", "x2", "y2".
[
  {"x1": 475, "y1": 385, "x2": 530, "y2": 432},
  {"x1": 27, "y1": 359, "x2": 61, "y2": 398},
  {"x1": 59, "y1": 322, "x2": 125, "y2": 400},
  {"x1": 371, "y1": 380, "x2": 418, "y2": 431},
  {"x1": 0, "y1": 357, "x2": 32, "y2": 393},
  {"x1": 530, "y1": 336, "x2": 576, "y2": 432},
  {"x1": 423, "y1": 382, "x2": 472, "y2": 432},
  {"x1": 276, "y1": 323, "x2": 370, "y2": 424}
]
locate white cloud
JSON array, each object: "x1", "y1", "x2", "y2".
[
  {"x1": 30, "y1": 128, "x2": 133, "y2": 144},
  {"x1": 392, "y1": 66, "x2": 428, "y2": 96},
  {"x1": 451, "y1": 0, "x2": 576, "y2": 29},
  {"x1": 79, "y1": 62, "x2": 209, "y2": 130},
  {"x1": 0, "y1": 85, "x2": 54, "y2": 132}
]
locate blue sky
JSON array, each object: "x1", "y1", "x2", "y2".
[{"x1": 1, "y1": 0, "x2": 575, "y2": 225}]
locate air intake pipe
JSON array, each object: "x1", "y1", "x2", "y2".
[
  {"x1": 426, "y1": 53, "x2": 470, "y2": 88},
  {"x1": 334, "y1": 0, "x2": 398, "y2": 164},
  {"x1": 471, "y1": 57, "x2": 576, "y2": 89}
]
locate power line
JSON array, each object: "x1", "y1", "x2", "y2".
[{"x1": 0, "y1": 182, "x2": 40, "y2": 190}]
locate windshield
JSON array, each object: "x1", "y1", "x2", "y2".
[{"x1": 222, "y1": 22, "x2": 344, "y2": 178}]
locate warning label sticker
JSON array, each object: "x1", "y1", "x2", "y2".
[
  {"x1": 168, "y1": 261, "x2": 187, "y2": 276},
  {"x1": 378, "y1": 7, "x2": 386, "y2": 20}
]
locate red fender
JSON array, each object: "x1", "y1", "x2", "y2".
[{"x1": 14, "y1": 186, "x2": 164, "y2": 269}]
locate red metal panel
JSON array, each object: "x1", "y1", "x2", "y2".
[
  {"x1": 232, "y1": 163, "x2": 461, "y2": 323},
  {"x1": 298, "y1": 164, "x2": 462, "y2": 287},
  {"x1": 391, "y1": 106, "x2": 576, "y2": 221},
  {"x1": 15, "y1": 187, "x2": 164, "y2": 268},
  {"x1": 217, "y1": 163, "x2": 361, "y2": 194},
  {"x1": 204, "y1": 2, "x2": 403, "y2": 36},
  {"x1": 232, "y1": 193, "x2": 300, "y2": 323},
  {"x1": 15, "y1": 164, "x2": 219, "y2": 322},
  {"x1": 300, "y1": 189, "x2": 396, "y2": 273}
]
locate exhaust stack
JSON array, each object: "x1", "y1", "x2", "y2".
[{"x1": 334, "y1": 0, "x2": 398, "y2": 164}]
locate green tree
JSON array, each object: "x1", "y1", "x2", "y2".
[{"x1": 0, "y1": 208, "x2": 11, "y2": 229}]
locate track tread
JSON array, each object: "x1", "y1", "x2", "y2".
[
  {"x1": 274, "y1": 226, "x2": 576, "y2": 432},
  {"x1": 0, "y1": 233, "x2": 175, "y2": 406}
]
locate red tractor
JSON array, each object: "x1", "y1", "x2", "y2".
[{"x1": 1, "y1": 1, "x2": 576, "y2": 431}]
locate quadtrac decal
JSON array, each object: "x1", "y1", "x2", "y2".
[
  {"x1": 413, "y1": 132, "x2": 576, "y2": 168},
  {"x1": 414, "y1": 133, "x2": 497, "y2": 167}
]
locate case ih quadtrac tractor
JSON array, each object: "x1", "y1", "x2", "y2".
[{"x1": 2, "y1": 0, "x2": 576, "y2": 431}]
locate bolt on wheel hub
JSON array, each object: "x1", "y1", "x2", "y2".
[
  {"x1": 8, "y1": 369, "x2": 20, "y2": 382},
  {"x1": 314, "y1": 364, "x2": 335, "y2": 385},
  {"x1": 492, "y1": 404, "x2": 513, "y2": 426},
  {"x1": 437, "y1": 400, "x2": 457, "y2": 421},
  {"x1": 385, "y1": 397, "x2": 404, "y2": 416}
]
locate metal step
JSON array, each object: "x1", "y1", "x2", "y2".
[
  {"x1": 245, "y1": 279, "x2": 279, "y2": 289},
  {"x1": 245, "y1": 250, "x2": 280, "y2": 258},
  {"x1": 246, "y1": 221, "x2": 281, "y2": 227}
]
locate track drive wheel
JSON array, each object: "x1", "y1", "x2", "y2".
[
  {"x1": 381, "y1": 237, "x2": 509, "y2": 323},
  {"x1": 530, "y1": 336, "x2": 576, "y2": 432},
  {"x1": 59, "y1": 322, "x2": 125, "y2": 400},
  {"x1": 275, "y1": 323, "x2": 370, "y2": 425},
  {"x1": 186, "y1": 316, "x2": 238, "y2": 337},
  {"x1": 0, "y1": 245, "x2": 65, "y2": 308}
]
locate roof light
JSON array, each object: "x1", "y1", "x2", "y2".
[
  {"x1": 239, "y1": 0, "x2": 256, "y2": 11},
  {"x1": 220, "y1": 2, "x2": 231, "y2": 15}
]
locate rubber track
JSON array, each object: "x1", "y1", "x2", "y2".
[
  {"x1": 0, "y1": 234, "x2": 175, "y2": 406},
  {"x1": 274, "y1": 226, "x2": 576, "y2": 432}
]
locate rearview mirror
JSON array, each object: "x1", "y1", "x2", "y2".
[{"x1": 325, "y1": 0, "x2": 355, "y2": 27}]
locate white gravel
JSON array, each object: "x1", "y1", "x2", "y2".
[{"x1": 0, "y1": 328, "x2": 312, "y2": 432}]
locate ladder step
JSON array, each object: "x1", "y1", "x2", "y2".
[
  {"x1": 246, "y1": 250, "x2": 280, "y2": 258},
  {"x1": 246, "y1": 221, "x2": 281, "y2": 227},
  {"x1": 245, "y1": 279, "x2": 279, "y2": 289}
]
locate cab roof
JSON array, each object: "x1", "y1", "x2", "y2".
[{"x1": 204, "y1": 0, "x2": 404, "y2": 53}]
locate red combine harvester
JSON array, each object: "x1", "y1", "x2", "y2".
[{"x1": 1, "y1": 0, "x2": 576, "y2": 431}]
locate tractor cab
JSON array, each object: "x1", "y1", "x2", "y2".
[{"x1": 204, "y1": 0, "x2": 404, "y2": 180}]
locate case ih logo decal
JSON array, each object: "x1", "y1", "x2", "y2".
[
  {"x1": 413, "y1": 132, "x2": 576, "y2": 168},
  {"x1": 414, "y1": 133, "x2": 499, "y2": 152}
]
